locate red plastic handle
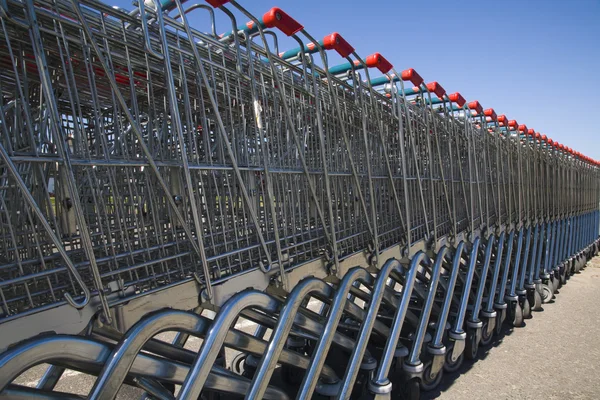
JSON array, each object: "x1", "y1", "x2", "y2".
[
  {"x1": 497, "y1": 115, "x2": 507, "y2": 125},
  {"x1": 426, "y1": 81, "x2": 446, "y2": 99},
  {"x1": 483, "y1": 108, "x2": 497, "y2": 121},
  {"x1": 508, "y1": 120, "x2": 518, "y2": 129},
  {"x1": 448, "y1": 92, "x2": 466, "y2": 107},
  {"x1": 527, "y1": 128, "x2": 535, "y2": 136},
  {"x1": 400, "y1": 68, "x2": 424, "y2": 87},
  {"x1": 518, "y1": 124, "x2": 527, "y2": 133},
  {"x1": 205, "y1": 0, "x2": 229, "y2": 7},
  {"x1": 263, "y1": 8, "x2": 303, "y2": 36},
  {"x1": 322, "y1": 33, "x2": 354, "y2": 58},
  {"x1": 541, "y1": 134, "x2": 547, "y2": 141},
  {"x1": 548, "y1": 138, "x2": 554, "y2": 145},
  {"x1": 468, "y1": 101, "x2": 483, "y2": 115},
  {"x1": 365, "y1": 53, "x2": 393, "y2": 74}
]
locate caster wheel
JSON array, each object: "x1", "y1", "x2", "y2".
[
  {"x1": 521, "y1": 297, "x2": 532, "y2": 319},
  {"x1": 541, "y1": 284, "x2": 553, "y2": 304},
  {"x1": 443, "y1": 343, "x2": 464, "y2": 373},
  {"x1": 532, "y1": 288, "x2": 543, "y2": 311},
  {"x1": 420, "y1": 361, "x2": 444, "y2": 392},
  {"x1": 403, "y1": 378, "x2": 420, "y2": 400},
  {"x1": 546, "y1": 278, "x2": 555, "y2": 294},
  {"x1": 480, "y1": 319, "x2": 494, "y2": 346},
  {"x1": 552, "y1": 276, "x2": 560, "y2": 293},
  {"x1": 231, "y1": 353, "x2": 246, "y2": 375},
  {"x1": 465, "y1": 329, "x2": 479, "y2": 360},
  {"x1": 494, "y1": 309, "x2": 505, "y2": 336},
  {"x1": 510, "y1": 302, "x2": 524, "y2": 327},
  {"x1": 560, "y1": 268, "x2": 567, "y2": 285}
]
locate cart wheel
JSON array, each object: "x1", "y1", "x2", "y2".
[
  {"x1": 510, "y1": 302, "x2": 524, "y2": 327},
  {"x1": 521, "y1": 297, "x2": 532, "y2": 319},
  {"x1": 231, "y1": 353, "x2": 247, "y2": 376},
  {"x1": 403, "y1": 378, "x2": 421, "y2": 400},
  {"x1": 553, "y1": 275, "x2": 561, "y2": 292},
  {"x1": 532, "y1": 288, "x2": 543, "y2": 311},
  {"x1": 494, "y1": 309, "x2": 505, "y2": 336},
  {"x1": 465, "y1": 329, "x2": 479, "y2": 360},
  {"x1": 443, "y1": 344, "x2": 464, "y2": 373},
  {"x1": 541, "y1": 284, "x2": 553, "y2": 304},
  {"x1": 420, "y1": 361, "x2": 443, "y2": 392},
  {"x1": 560, "y1": 267, "x2": 567, "y2": 285},
  {"x1": 480, "y1": 318, "x2": 494, "y2": 346}
]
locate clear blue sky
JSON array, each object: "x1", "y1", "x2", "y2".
[{"x1": 112, "y1": 0, "x2": 600, "y2": 159}]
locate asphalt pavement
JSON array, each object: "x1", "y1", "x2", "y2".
[{"x1": 428, "y1": 256, "x2": 600, "y2": 400}]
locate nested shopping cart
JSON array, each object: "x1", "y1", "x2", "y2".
[{"x1": 0, "y1": 0, "x2": 599, "y2": 399}]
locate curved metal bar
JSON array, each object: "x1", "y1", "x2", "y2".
[
  {"x1": 518, "y1": 226, "x2": 532, "y2": 290},
  {"x1": 0, "y1": 333, "x2": 290, "y2": 400},
  {"x1": 89, "y1": 309, "x2": 208, "y2": 400},
  {"x1": 484, "y1": 232, "x2": 506, "y2": 312},
  {"x1": 453, "y1": 236, "x2": 481, "y2": 334},
  {"x1": 296, "y1": 267, "x2": 373, "y2": 399},
  {"x1": 2, "y1": 384, "x2": 85, "y2": 399},
  {"x1": 432, "y1": 241, "x2": 466, "y2": 346},
  {"x1": 340, "y1": 256, "x2": 422, "y2": 398},
  {"x1": 508, "y1": 228, "x2": 525, "y2": 297},
  {"x1": 0, "y1": 336, "x2": 111, "y2": 390},
  {"x1": 406, "y1": 248, "x2": 448, "y2": 366},
  {"x1": 470, "y1": 234, "x2": 495, "y2": 322},
  {"x1": 246, "y1": 278, "x2": 335, "y2": 399},
  {"x1": 171, "y1": 3, "x2": 216, "y2": 37},
  {"x1": 495, "y1": 230, "x2": 515, "y2": 306},
  {"x1": 138, "y1": 0, "x2": 165, "y2": 60},
  {"x1": 177, "y1": 290, "x2": 280, "y2": 399}
]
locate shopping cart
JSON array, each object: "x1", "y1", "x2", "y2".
[{"x1": 0, "y1": 0, "x2": 599, "y2": 399}]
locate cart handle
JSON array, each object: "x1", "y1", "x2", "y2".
[
  {"x1": 425, "y1": 81, "x2": 446, "y2": 99},
  {"x1": 448, "y1": 92, "x2": 466, "y2": 107},
  {"x1": 205, "y1": 0, "x2": 229, "y2": 7},
  {"x1": 279, "y1": 32, "x2": 354, "y2": 60},
  {"x1": 508, "y1": 120, "x2": 518, "y2": 130},
  {"x1": 400, "y1": 68, "x2": 424, "y2": 87},
  {"x1": 365, "y1": 53, "x2": 393, "y2": 74},
  {"x1": 369, "y1": 68, "x2": 424, "y2": 89},
  {"x1": 468, "y1": 101, "x2": 483, "y2": 115},
  {"x1": 484, "y1": 108, "x2": 497, "y2": 122},
  {"x1": 498, "y1": 115, "x2": 508, "y2": 126},
  {"x1": 220, "y1": 7, "x2": 303, "y2": 38}
]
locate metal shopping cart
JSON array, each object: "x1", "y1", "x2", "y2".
[{"x1": 0, "y1": 0, "x2": 599, "y2": 398}]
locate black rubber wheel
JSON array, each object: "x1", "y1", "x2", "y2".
[
  {"x1": 532, "y1": 288, "x2": 543, "y2": 311},
  {"x1": 480, "y1": 318, "x2": 494, "y2": 346},
  {"x1": 494, "y1": 309, "x2": 505, "y2": 336},
  {"x1": 465, "y1": 329, "x2": 479, "y2": 360},
  {"x1": 420, "y1": 361, "x2": 444, "y2": 392},
  {"x1": 443, "y1": 343, "x2": 464, "y2": 373},
  {"x1": 403, "y1": 378, "x2": 421, "y2": 400},
  {"x1": 510, "y1": 302, "x2": 524, "y2": 327},
  {"x1": 541, "y1": 284, "x2": 553, "y2": 304},
  {"x1": 522, "y1": 296, "x2": 532, "y2": 319}
]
